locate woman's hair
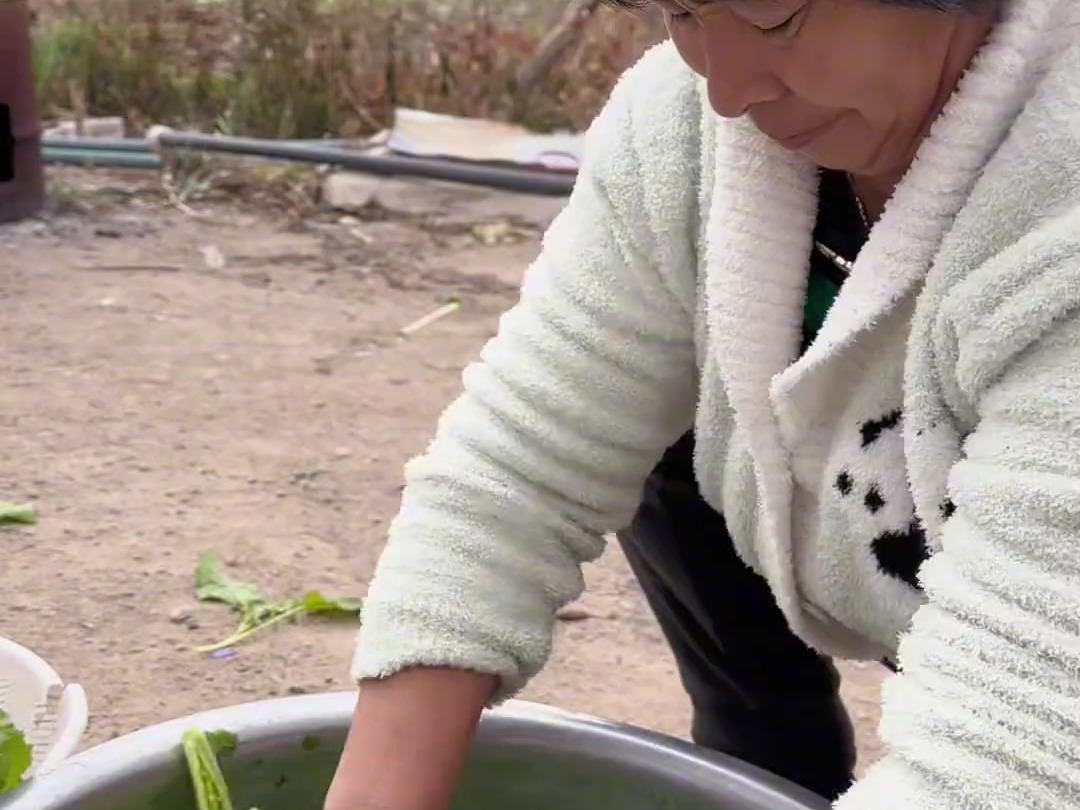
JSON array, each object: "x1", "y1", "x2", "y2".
[{"x1": 605, "y1": 0, "x2": 998, "y2": 13}]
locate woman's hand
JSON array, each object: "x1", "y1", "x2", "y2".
[{"x1": 324, "y1": 668, "x2": 496, "y2": 810}]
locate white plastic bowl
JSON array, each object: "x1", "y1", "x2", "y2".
[{"x1": 0, "y1": 636, "x2": 88, "y2": 776}]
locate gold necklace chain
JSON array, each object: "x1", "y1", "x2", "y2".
[
  {"x1": 813, "y1": 173, "x2": 870, "y2": 275},
  {"x1": 848, "y1": 173, "x2": 871, "y2": 231},
  {"x1": 814, "y1": 240, "x2": 856, "y2": 274}
]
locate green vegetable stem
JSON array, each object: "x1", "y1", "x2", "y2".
[
  {"x1": 182, "y1": 729, "x2": 258, "y2": 810},
  {"x1": 182, "y1": 729, "x2": 236, "y2": 810}
]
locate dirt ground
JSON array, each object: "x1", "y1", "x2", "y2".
[{"x1": 0, "y1": 167, "x2": 884, "y2": 778}]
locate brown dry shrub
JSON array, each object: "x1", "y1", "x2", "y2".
[{"x1": 31, "y1": 0, "x2": 662, "y2": 138}]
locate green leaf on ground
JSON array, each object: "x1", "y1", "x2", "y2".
[
  {"x1": 300, "y1": 591, "x2": 362, "y2": 616},
  {"x1": 0, "y1": 503, "x2": 37, "y2": 526},
  {"x1": 194, "y1": 554, "x2": 263, "y2": 608},
  {"x1": 192, "y1": 553, "x2": 362, "y2": 653}
]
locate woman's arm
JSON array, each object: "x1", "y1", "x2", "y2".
[
  {"x1": 324, "y1": 42, "x2": 702, "y2": 810},
  {"x1": 837, "y1": 236, "x2": 1080, "y2": 808},
  {"x1": 351, "y1": 42, "x2": 701, "y2": 702},
  {"x1": 325, "y1": 669, "x2": 495, "y2": 810}
]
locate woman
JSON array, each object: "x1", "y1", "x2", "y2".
[{"x1": 327, "y1": 0, "x2": 1080, "y2": 806}]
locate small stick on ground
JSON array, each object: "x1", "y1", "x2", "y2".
[
  {"x1": 400, "y1": 301, "x2": 460, "y2": 336},
  {"x1": 79, "y1": 264, "x2": 183, "y2": 273}
]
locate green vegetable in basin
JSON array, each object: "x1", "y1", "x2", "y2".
[
  {"x1": 182, "y1": 729, "x2": 255, "y2": 810},
  {"x1": 0, "y1": 695, "x2": 828, "y2": 810},
  {"x1": 0, "y1": 710, "x2": 32, "y2": 794}
]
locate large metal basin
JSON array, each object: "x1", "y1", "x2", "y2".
[{"x1": 5, "y1": 693, "x2": 828, "y2": 810}]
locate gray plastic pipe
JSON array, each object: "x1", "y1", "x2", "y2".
[
  {"x1": 43, "y1": 137, "x2": 152, "y2": 152},
  {"x1": 43, "y1": 147, "x2": 160, "y2": 170}
]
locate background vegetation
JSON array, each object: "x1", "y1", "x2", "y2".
[{"x1": 31, "y1": 0, "x2": 663, "y2": 138}]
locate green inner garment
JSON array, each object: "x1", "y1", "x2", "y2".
[{"x1": 803, "y1": 266, "x2": 841, "y2": 343}]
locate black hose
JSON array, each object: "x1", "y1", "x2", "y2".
[
  {"x1": 40, "y1": 129, "x2": 578, "y2": 197},
  {"x1": 152, "y1": 130, "x2": 576, "y2": 197},
  {"x1": 41, "y1": 136, "x2": 352, "y2": 153}
]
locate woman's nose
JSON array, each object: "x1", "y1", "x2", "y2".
[{"x1": 701, "y1": 13, "x2": 785, "y2": 118}]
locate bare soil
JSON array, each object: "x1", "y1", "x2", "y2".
[{"x1": 0, "y1": 168, "x2": 884, "y2": 776}]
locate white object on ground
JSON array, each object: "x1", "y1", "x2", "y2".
[
  {"x1": 0, "y1": 636, "x2": 88, "y2": 776},
  {"x1": 387, "y1": 107, "x2": 583, "y2": 171},
  {"x1": 43, "y1": 116, "x2": 126, "y2": 140}
]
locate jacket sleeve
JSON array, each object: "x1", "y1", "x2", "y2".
[
  {"x1": 351, "y1": 44, "x2": 701, "y2": 701},
  {"x1": 837, "y1": 227, "x2": 1080, "y2": 808}
]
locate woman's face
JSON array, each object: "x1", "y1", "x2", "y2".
[{"x1": 660, "y1": 0, "x2": 993, "y2": 178}]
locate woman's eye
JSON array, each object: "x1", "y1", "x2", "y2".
[
  {"x1": 659, "y1": 1, "x2": 697, "y2": 22},
  {"x1": 661, "y1": 0, "x2": 802, "y2": 35},
  {"x1": 758, "y1": 10, "x2": 798, "y2": 33},
  {"x1": 726, "y1": 0, "x2": 806, "y2": 36},
  {"x1": 666, "y1": 7, "x2": 695, "y2": 21}
]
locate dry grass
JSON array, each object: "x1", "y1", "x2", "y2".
[{"x1": 31, "y1": 0, "x2": 661, "y2": 138}]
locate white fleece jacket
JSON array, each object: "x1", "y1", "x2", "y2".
[{"x1": 354, "y1": 0, "x2": 1080, "y2": 805}]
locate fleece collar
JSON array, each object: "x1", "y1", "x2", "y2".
[{"x1": 701, "y1": 0, "x2": 1068, "y2": 647}]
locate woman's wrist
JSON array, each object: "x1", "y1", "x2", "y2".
[{"x1": 326, "y1": 667, "x2": 496, "y2": 810}]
